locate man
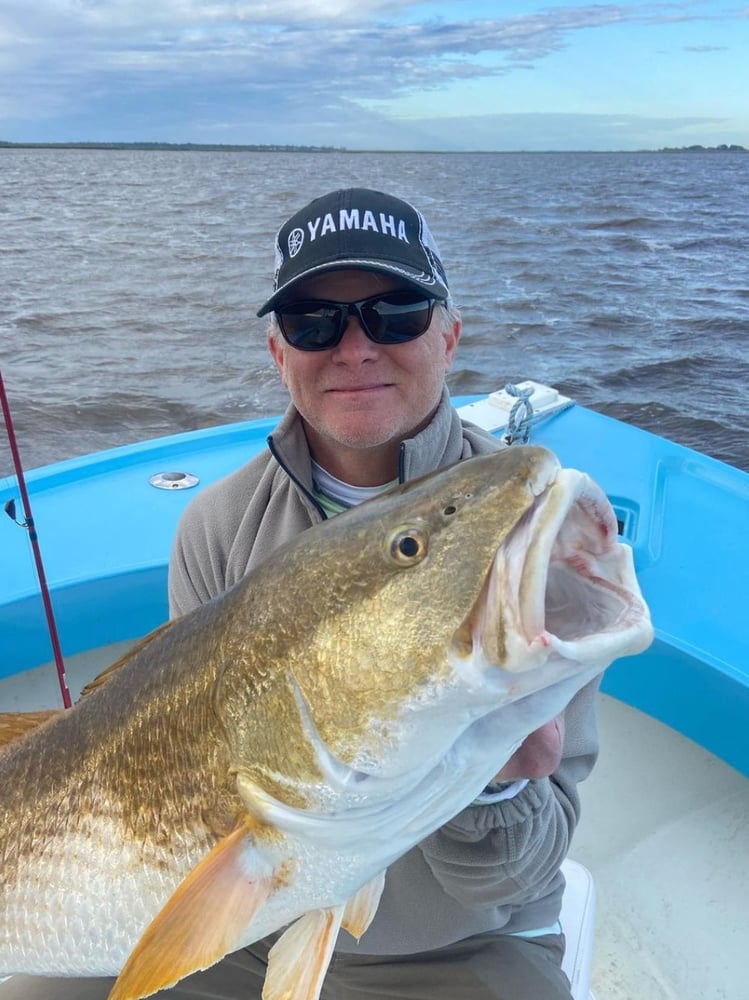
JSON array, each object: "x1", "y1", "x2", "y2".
[
  {"x1": 167, "y1": 188, "x2": 599, "y2": 1000},
  {"x1": 0, "y1": 189, "x2": 596, "y2": 1000}
]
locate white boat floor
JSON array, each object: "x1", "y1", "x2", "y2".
[
  {"x1": 0, "y1": 642, "x2": 137, "y2": 710},
  {"x1": 2, "y1": 648, "x2": 748, "y2": 1000},
  {"x1": 574, "y1": 696, "x2": 748, "y2": 1000}
]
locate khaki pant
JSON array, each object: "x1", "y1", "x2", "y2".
[{"x1": 0, "y1": 932, "x2": 570, "y2": 1000}]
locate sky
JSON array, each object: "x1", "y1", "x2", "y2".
[{"x1": 0, "y1": 0, "x2": 747, "y2": 151}]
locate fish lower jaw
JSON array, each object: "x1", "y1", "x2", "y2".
[
  {"x1": 491, "y1": 610, "x2": 652, "y2": 683},
  {"x1": 489, "y1": 630, "x2": 564, "y2": 680}
]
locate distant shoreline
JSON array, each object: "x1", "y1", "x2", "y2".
[
  {"x1": 0, "y1": 141, "x2": 344, "y2": 153},
  {"x1": 0, "y1": 141, "x2": 746, "y2": 154}
]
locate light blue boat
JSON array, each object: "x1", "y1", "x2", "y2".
[{"x1": 1, "y1": 381, "x2": 747, "y2": 1000}]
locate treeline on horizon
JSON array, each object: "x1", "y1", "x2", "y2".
[
  {"x1": 0, "y1": 141, "x2": 345, "y2": 152},
  {"x1": 0, "y1": 140, "x2": 746, "y2": 153},
  {"x1": 659, "y1": 143, "x2": 746, "y2": 152}
]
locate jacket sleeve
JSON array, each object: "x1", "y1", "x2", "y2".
[
  {"x1": 168, "y1": 447, "x2": 320, "y2": 619},
  {"x1": 417, "y1": 676, "x2": 600, "y2": 907},
  {"x1": 168, "y1": 499, "x2": 225, "y2": 618},
  {"x1": 167, "y1": 463, "x2": 261, "y2": 618}
]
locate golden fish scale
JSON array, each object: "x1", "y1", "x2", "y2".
[{"x1": 0, "y1": 638, "x2": 239, "y2": 901}]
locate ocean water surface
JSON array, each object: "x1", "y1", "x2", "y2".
[{"x1": 1, "y1": 148, "x2": 748, "y2": 476}]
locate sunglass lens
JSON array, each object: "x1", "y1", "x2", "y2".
[
  {"x1": 363, "y1": 295, "x2": 434, "y2": 343},
  {"x1": 278, "y1": 304, "x2": 342, "y2": 351}
]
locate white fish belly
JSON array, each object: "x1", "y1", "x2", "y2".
[{"x1": 1, "y1": 821, "x2": 200, "y2": 976}]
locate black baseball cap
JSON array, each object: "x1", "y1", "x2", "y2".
[{"x1": 257, "y1": 187, "x2": 450, "y2": 316}]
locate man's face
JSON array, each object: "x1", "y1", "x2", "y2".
[{"x1": 268, "y1": 269, "x2": 460, "y2": 479}]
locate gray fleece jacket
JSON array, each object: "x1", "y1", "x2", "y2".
[{"x1": 168, "y1": 388, "x2": 600, "y2": 955}]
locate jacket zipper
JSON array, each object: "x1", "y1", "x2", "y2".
[{"x1": 267, "y1": 434, "x2": 328, "y2": 521}]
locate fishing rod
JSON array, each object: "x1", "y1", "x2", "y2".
[{"x1": 0, "y1": 370, "x2": 72, "y2": 708}]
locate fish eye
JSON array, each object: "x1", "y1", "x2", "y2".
[{"x1": 388, "y1": 528, "x2": 428, "y2": 565}]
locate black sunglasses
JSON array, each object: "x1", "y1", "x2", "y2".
[{"x1": 275, "y1": 290, "x2": 443, "y2": 352}]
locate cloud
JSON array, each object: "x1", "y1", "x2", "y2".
[
  {"x1": 0, "y1": 5, "x2": 619, "y2": 115},
  {"x1": 0, "y1": 2, "x2": 744, "y2": 145}
]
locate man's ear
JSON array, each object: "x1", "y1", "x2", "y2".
[
  {"x1": 268, "y1": 332, "x2": 287, "y2": 385},
  {"x1": 443, "y1": 316, "x2": 461, "y2": 372}
]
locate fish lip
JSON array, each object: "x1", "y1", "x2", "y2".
[{"x1": 482, "y1": 468, "x2": 652, "y2": 672}]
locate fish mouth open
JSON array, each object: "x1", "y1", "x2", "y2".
[{"x1": 477, "y1": 468, "x2": 653, "y2": 673}]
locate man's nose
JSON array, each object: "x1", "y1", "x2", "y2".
[{"x1": 331, "y1": 313, "x2": 378, "y2": 358}]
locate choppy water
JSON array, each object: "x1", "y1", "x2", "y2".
[{"x1": 1, "y1": 148, "x2": 748, "y2": 476}]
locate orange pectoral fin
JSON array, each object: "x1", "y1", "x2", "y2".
[
  {"x1": 263, "y1": 906, "x2": 344, "y2": 1000},
  {"x1": 107, "y1": 821, "x2": 275, "y2": 1000}
]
